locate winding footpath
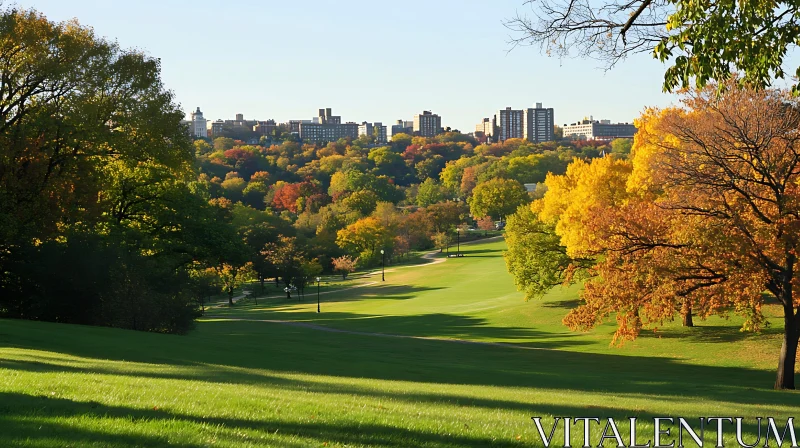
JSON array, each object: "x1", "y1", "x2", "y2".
[{"x1": 203, "y1": 236, "x2": 537, "y2": 351}]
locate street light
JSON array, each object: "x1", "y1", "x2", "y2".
[
  {"x1": 380, "y1": 249, "x2": 385, "y2": 282},
  {"x1": 316, "y1": 276, "x2": 321, "y2": 313},
  {"x1": 455, "y1": 227, "x2": 461, "y2": 257}
]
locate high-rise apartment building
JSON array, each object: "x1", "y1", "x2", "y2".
[
  {"x1": 413, "y1": 111, "x2": 442, "y2": 137},
  {"x1": 524, "y1": 103, "x2": 555, "y2": 143},
  {"x1": 358, "y1": 122, "x2": 388, "y2": 144},
  {"x1": 496, "y1": 107, "x2": 524, "y2": 141},
  {"x1": 211, "y1": 119, "x2": 224, "y2": 137},
  {"x1": 358, "y1": 122, "x2": 373, "y2": 139},
  {"x1": 475, "y1": 117, "x2": 495, "y2": 139},
  {"x1": 190, "y1": 107, "x2": 208, "y2": 138},
  {"x1": 391, "y1": 120, "x2": 414, "y2": 137},
  {"x1": 486, "y1": 103, "x2": 554, "y2": 143}
]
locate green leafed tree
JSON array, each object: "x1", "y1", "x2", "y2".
[
  {"x1": 416, "y1": 178, "x2": 445, "y2": 207},
  {"x1": 468, "y1": 178, "x2": 529, "y2": 222}
]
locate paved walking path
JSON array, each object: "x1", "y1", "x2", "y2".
[
  {"x1": 205, "y1": 236, "x2": 534, "y2": 352},
  {"x1": 215, "y1": 235, "x2": 504, "y2": 307}
]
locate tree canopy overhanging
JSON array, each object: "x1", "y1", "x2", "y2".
[{"x1": 506, "y1": 0, "x2": 800, "y2": 92}]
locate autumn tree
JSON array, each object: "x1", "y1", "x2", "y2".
[
  {"x1": 296, "y1": 258, "x2": 323, "y2": 298},
  {"x1": 262, "y1": 236, "x2": 306, "y2": 300},
  {"x1": 468, "y1": 178, "x2": 529, "y2": 222},
  {"x1": 432, "y1": 232, "x2": 452, "y2": 253},
  {"x1": 336, "y1": 217, "x2": 393, "y2": 264},
  {"x1": 639, "y1": 84, "x2": 800, "y2": 389},
  {"x1": 332, "y1": 255, "x2": 358, "y2": 280},
  {"x1": 507, "y1": 83, "x2": 800, "y2": 390},
  {"x1": 477, "y1": 216, "x2": 496, "y2": 231},
  {"x1": 426, "y1": 201, "x2": 468, "y2": 233},
  {"x1": 398, "y1": 209, "x2": 435, "y2": 250},
  {"x1": 214, "y1": 137, "x2": 236, "y2": 151},
  {"x1": 214, "y1": 263, "x2": 255, "y2": 306}
]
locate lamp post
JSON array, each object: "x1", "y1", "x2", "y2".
[
  {"x1": 455, "y1": 227, "x2": 460, "y2": 257},
  {"x1": 316, "y1": 276, "x2": 321, "y2": 313},
  {"x1": 380, "y1": 249, "x2": 385, "y2": 282}
]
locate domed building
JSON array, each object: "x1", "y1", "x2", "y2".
[{"x1": 190, "y1": 107, "x2": 208, "y2": 138}]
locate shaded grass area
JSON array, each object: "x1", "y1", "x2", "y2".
[
  {"x1": 1, "y1": 239, "x2": 799, "y2": 447},
  {"x1": 1, "y1": 318, "x2": 797, "y2": 448},
  {"x1": 209, "y1": 240, "x2": 792, "y2": 370}
]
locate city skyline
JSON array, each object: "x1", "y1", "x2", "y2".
[{"x1": 19, "y1": 0, "x2": 683, "y2": 132}]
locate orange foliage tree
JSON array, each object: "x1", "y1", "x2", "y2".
[{"x1": 506, "y1": 82, "x2": 800, "y2": 389}]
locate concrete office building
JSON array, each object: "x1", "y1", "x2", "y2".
[
  {"x1": 298, "y1": 108, "x2": 358, "y2": 143},
  {"x1": 300, "y1": 122, "x2": 359, "y2": 143},
  {"x1": 562, "y1": 117, "x2": 638, "y2": 141},
  {"x1": 413, "y1": 111, "x2": 442, "y2": 137}
]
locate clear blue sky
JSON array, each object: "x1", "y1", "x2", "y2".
[{"x1": 21, "y1": 0, "x2": 679, "y2": 131}]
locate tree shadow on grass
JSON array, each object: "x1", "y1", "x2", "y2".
[
  {"x1": 541, "y1": 299, "x2": 582, "y2": 309},
  {"x1": 637, "y1": 323, "x2": 784, "y2": 344},
  {"x1": 0, "y1": 391, "x2": 534, "y2": 448},
  {"x1": 0, "y1": 390, "x2": 789, "y2": 447},
  {"x1": 0, "y1": 393, "x2": 207, "y2": 447},
  {"x1": 1, "y1": 317, "x2": 791, "y2": 408},
  {"x1": 202, "y1": 310, "x2": 590, "y2": 350},
  {"x1": 218, "y1": 284, "x2": 447, "y2": 314}
]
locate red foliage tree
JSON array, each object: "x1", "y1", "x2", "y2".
[{"x1": 272, "y1": 183, "x2": 303, "y2": 212}]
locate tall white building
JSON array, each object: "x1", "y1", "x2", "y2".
[{"x1": 190, "y1": 107, "x2": 207, "y2": 138}]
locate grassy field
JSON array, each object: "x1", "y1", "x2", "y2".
[{"x1": 1, "y1": 239, "x2": 798, "y2": 447}]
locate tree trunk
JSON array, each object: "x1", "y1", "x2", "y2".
[
  {"x1": 682, "y1": 310, "x2": 693, "y2": 327},
  {"x1": 681, "y1": 299, "x2": 694, "y2": 327},
  {"x1": 775, "y1": 303, "x2": 799, "y2": 390},
  {"x1": 228, "y1": 289, "x2": 234, "y2": 307}
]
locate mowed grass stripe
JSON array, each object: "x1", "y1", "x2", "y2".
[{"x1": 1, "y1": 239, "x2": 797, "y2": 447}]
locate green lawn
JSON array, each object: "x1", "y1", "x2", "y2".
[{"x1": 1, "y1": 239, "x2": 797, "y2": 447}]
